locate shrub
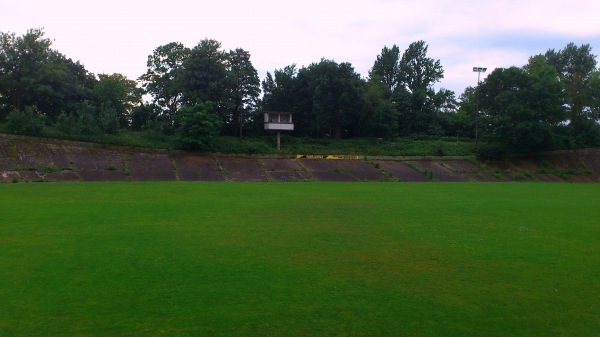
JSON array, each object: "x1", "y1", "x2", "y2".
[
  {"x1": 99, "y1": 105, "x2": 119, "y2": 135},
  {"x1": 55, "y1": 113, "x2": 78, "y2": 135},
  {"x1": 55, "y1": 102, "x2": 119, "y2": 136},
  {"x1": 6, "y1": 106, "x2": 45, "y2": 136},
  {"x1": 141, "y1": 120, "x2": 172, "y2": 143},
  {"x1": 175, "y1": 102, "x2": 221, "y2": 151},
  {"x1": 431, "y1": 141, "x2": 445, "y2": 156},
  {"x1": 242, "y1": 140, "x2": 273, "y2": 154},
  {"x1": 77, "y1": 112, "x2": 101, "y2": 135},
  {"x1": 476, "y1": 142, "x2": 508, "y2": 160},
  {"x1": 67, "y1": 101, "x2": 102, "y2": 136}
]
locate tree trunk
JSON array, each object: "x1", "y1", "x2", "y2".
[{"x1": 334, "y1": 124, "x2": 341, "y2": 139}]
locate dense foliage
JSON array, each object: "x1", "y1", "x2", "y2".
[{"x1": 1, "y1": 28, "x2": 599, "y2": 154}]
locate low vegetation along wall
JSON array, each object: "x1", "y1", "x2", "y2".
[{"x1": 1, "y1": 134, "x2": 599, "y2": 183}]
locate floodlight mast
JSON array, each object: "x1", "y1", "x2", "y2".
[
  {"x1": 235, "y1": 51, "x2": 250, "y2": 140},
  {"x1": 473, "y1": 67, "x2": 487, "y2": 147}
]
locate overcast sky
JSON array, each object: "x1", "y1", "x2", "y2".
[{"x1": 2, "y1": 0, "x2": 599, "y2": 95}]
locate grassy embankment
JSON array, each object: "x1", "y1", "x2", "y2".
[
  {"x1": 1, "y1": 182, "x2": 598, "y2": 336},
  {"x1": 1, "y1": 122, "x2": 477, "y2": 156}
]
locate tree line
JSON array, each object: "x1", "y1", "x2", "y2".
[{"x1": 1, "y1": 28, "x2": 599, "y2": 153}]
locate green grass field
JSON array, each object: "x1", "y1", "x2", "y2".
[{"x1": 1, "y1": 182, "x2": 599, "y2": 336}]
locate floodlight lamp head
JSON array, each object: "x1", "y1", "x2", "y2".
[{"x1": 234, "y1": 52, "x2": 250, "y2": 61}]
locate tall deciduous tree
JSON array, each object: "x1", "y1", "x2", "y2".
[
  {"x1": 590, "y1": 70, "x2": 600, "y2": 120},
  {"x1": 364, "y1": 77, "x2": 398, "y2": 138},
  {"x1": 35, "y1": 51, "x2": 95, "y2": 120},
  {"x1": 181, "y1": 39, "x2": 228, "y2": 109},
  {"x1": 454, "y1": 86, "x2": 477, "y2": 138},
  {"x1": 398, "y1": 41, "x2": 444, "y2": 93},
  {"x1": 433, "y1": 88, "x2": 459, "y2": 136},
  {"x1": 394, "y1": 41, "x2": 445, "y2": 135},
  {"x1": 0, "y1": 28, "x2": 52, "y2": 113},
  {"x1": 295, "y1": 59, "x2": 367, "y2": 138},
  {"x1": 0, "y1": 28, "x2": 95, "y2": 122},
  {"x1": 93, "y1": 73, "x2": 143, "y2": 127},
  {"x1": 227, "y1": 48, "x2": 260, "y2": 136},
  {"x1": 543, "y1": 43, "x2": 597, "y2": 126},
  {"x1": 261, "y1": 64, "x2": 298, "y2": 112},
  {"x1": 479, "y1": 66, "x2": 565, "y2": 152},
  {"x1": 139, "y1": 42, "x2": 190, "y2": 120},
  {"x1": 369, "y1": 45, "x2": 400, "y2": 93}
]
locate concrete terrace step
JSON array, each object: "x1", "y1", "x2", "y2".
[{"x1": 1, "y1": 134, "x2": 599, "y2": 183}]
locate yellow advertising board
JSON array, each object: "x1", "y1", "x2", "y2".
[{"x1": 296, "y1": 154, "x2": 360, "y2": 160}]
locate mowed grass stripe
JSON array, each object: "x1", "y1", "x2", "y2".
[{"x1": 0, "y1": 182, "x2": 599, "y2": 336}]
